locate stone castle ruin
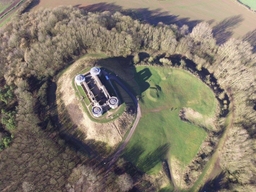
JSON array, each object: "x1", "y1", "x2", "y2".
[{"x1": 75, "y1": 67, "x2": 119, "y2": 117}]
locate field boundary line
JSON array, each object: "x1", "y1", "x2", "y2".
[{"x1": 0, "y1": 0, "x2": 25, "y2": 19}]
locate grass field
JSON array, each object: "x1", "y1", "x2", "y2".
[
  {"x1": 238, "y1": 0, "x2": 256, "y2": 10},
  {"x1": 122, "y1": 66, "x2": 217, "y2": 174},
  {"x1": 30, "y1": 0, "x2": 256, "y2": 39}
]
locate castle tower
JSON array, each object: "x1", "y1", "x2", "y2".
[
  {"x1": 90, "y1": 67, "x2": 101, "y2": 76},
  {"x1": 108, "y1": 96, "x2": 119, "y2": 109},
  {"x1": 92, "y1": 105, "x2": 103, "y2": 117},
  {"x1": 75, "y1": 74, "x2": 85, "y2": 86}
]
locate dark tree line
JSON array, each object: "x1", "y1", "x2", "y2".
[{"x1": 0, "y1": 6, "x2": 255, "y2": 191}]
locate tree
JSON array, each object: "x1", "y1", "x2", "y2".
[
  {"x1": 190, "y1": 22, "x2": 214, "y2": 43},
  {"x1": 133, "y1": 53, "x2": 140, "y2": 64},
  {"x1": 116, "y1": 173, "x2": 133, "y2": 192}
]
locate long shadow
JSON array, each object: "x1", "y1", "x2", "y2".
[
  {"x1": 23, "y1": 0, "x2": 40, "y2": 13},
  {"x1": 135, "y1": 67, "x2": 152, "y2": 94},
  {"x1": 77, "y1": 2, "x2": 202, "y2": 30},
  {"x1": 243, "y1": 29, "x2": 256, "y2": 53},
  {"x1": 59, "y1": 132, "x2": 98, "y2": 157},
  {"x1": 122, "y1": 142, "x2": 170, "y2": 173},
  {"x1": 199, "y1": 171, "x2": 229, "y2": 192},
  {"x1": 213, "y1": 15, "x2": 243, "y2": 44},
  {"x1": 96, "y1": 55, "x2": 152, "y2": 108},
  {"x1": 121, "y1": 142, "x2": 145, "y2": 166},
  {"x1": 96, "y1": 56, "x2": 138, "y2": 107},
  {"x1": 138, "y1": 143, "x2": 170, "y2": 173}
]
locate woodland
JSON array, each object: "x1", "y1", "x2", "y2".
[{"x1": 0, "y1": 4, "x2": 255, "y2": 192}]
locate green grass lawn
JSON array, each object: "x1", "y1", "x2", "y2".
[
  {"x1": 123, "y1": 66, "x2": 217, "y2": 174},
  {"x1": 239, "y1": 0, "x2": 256, "y2": 10}
]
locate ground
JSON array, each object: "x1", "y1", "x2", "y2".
[{"x1": 29, "y1": 0, "x2": 256, "y2": 39}]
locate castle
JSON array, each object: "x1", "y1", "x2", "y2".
[{"x1": 75, "y1": 67, "x2": 119, "y2": 117}]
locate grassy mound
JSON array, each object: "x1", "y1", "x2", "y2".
[{"x1": 123, "y1": 66, "x2": 218, "y2": 174}]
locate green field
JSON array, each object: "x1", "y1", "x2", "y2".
[
  {"x1": 238, "y1": 0, "x2": 256, "y2": 10},
  {"x1": 123, "y1": 66, "x2": 217, "y2": 173}
]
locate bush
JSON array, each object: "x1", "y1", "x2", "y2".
[{"x1": 0, "y1": 134, "x2": 13, "y2": 151}]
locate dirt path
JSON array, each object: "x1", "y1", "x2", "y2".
[
  {"x1": 107, "y1": 103, "x2": 141, "y2": 168},
  {"x1": 100, "y1": 72, "x2": 142, "y2": 167}
]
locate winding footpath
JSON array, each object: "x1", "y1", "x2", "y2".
[
  {"x1": 104, "y1": 73, "x2": 142, "y2": 168},
  {"x1": 107, "y1": 103, "x2": 141, "y2": 168}
]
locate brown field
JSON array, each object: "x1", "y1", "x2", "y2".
[{"x1": 30, "y1": 0, "x2": 256, "y2": 40}]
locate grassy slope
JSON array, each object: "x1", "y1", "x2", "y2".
[
  {"x1": 238, "y1": 0, "x2": 256, "y2": 10},
  {"x1": 123, "y1": 66, "x2": 217, "y2": 174}
]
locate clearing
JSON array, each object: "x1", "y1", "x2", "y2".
[{"x1": 122, "y1": 66, "x2": 218, "y2": 186}]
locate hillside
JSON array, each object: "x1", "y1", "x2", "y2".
[{"x1": 0, "y1": 6, "x2": 255, "y2": 192}]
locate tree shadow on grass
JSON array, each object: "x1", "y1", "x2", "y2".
[
  {"x1": 138, "y1": 143, "x2": 170, "y2": 173},
  {"x1": 95, "y1": 55, "x2": 152, "y2": 107},
  {"x1": 96, "y1": 56, "x2": 139, "y2": 108},
  {"x1": 199, "y1": 171, "x2": 229, "y2": 192},
  {"x1": 243, "y1": 29, "x2": 256, "y2": 53},
  {"x1": 136, "y1": 67, "x2": 152, "y2": 91},
  {"x1": 76, "y1": 2, "x2": 202, "y2": 30},
  {"x1": 212, "y1": 15, "x2": 243, "y2": 44},
  {"x1": 122, "y1": 142, "x2": 170, "y2": 173}
]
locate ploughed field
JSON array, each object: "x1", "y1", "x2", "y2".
[{"x1": 123, "y1": 66, "x2": 218, "y2": 174}]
